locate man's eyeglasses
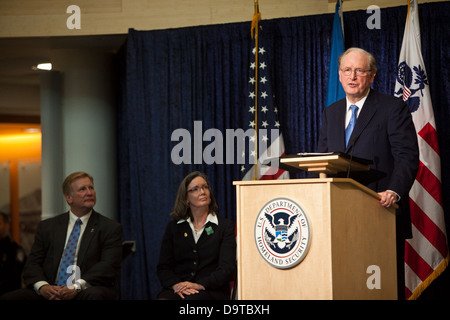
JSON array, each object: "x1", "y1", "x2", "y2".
[
  {"x1": 187, "y1": 185, "x2": 210, "y2": 194},
  {"x1": 340, "y1": 68, "x2": 372, "y2": 77}
]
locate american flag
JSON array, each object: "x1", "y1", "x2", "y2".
[
  {"x1": 394, "y1": 0, "x2": 449, "y2": 299},
  {"x1": 241, "y1": 8, "x2": 288, "y2": 181}
]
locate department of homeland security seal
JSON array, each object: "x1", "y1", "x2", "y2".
[{"x1": 254, "y1": 197, "x2": 311, "y2": 269}]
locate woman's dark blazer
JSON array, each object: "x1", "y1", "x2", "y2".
[{"x1": 157, "y1": 215, "x2": 236, "y2": 299}]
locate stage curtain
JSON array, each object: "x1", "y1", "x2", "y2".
[{"x1": 117, "y1": 2, "x2": 450, "y2": 299}]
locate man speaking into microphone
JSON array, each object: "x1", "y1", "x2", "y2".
[{"x1": 316, "y1": 47, "x2": 419, "y2": 299}]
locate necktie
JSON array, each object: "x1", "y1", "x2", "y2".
[
  {"x1": 56, "y1": 218, "x2": 82, "y2": 286},
  {"x1": 345, "y1": 104, "x2": 359, "y2": 148}
]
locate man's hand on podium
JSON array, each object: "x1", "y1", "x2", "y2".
[{"x1": 378, "y1": 190, "x2": 399, "y2": 208}]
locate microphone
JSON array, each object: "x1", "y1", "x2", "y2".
[{"x1": 346, "y1": 135, "x2": 359, "y2": 178}]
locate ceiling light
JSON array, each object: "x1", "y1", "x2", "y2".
[
  {"x1": 23, "y1": 128, "x2": 41, "y2": 133},
  {"x1": 36, "y1": 63, "x2": 52, "y2": 71}
]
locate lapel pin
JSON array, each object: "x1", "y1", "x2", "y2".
[
  {"x1": 184, "y1": 232, "x2": 188, "y2": 237},
  {"x1": 90, "y1": 228, "x2": 94, "y2": 233},
  {"x1": 205, "y1": 226, "x2": 214, "y2": 236}
]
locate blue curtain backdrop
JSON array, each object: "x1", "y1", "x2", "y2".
[{"x1": 117, "y1": 3, "x2": 450, "y2": 300}]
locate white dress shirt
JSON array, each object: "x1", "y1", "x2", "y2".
[
  {"x1": 344, "y1": 89, "x2": 369, "y2": 128},
  {"x1": 178, "y1": 213, "x2": 219, "y2": 243}
]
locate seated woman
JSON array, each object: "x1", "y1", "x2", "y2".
[{"x1": 156, "y1": 171, "x2": 236, "y2": 300}]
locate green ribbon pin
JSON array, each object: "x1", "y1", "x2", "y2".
[{"x1": 205, "y1": 226, "x2": 214, "y2": 235}]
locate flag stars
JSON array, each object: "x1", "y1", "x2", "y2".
[
  {"x1": 244, "y1": 43, "x2": 286, "y2": 180},
  {"x1": 253, "y1": 47, "x2": 266, "y2": 55}
]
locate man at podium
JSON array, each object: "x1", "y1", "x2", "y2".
[{"x1": 316, "y1": 47, "x2": 419, "y2": 299}]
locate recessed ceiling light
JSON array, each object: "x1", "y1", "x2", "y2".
[
  {"x1": 36, "y1": 63, "x2": 52, "y2": 71},
  {"x1": 23, "y1": 128, "x2": 41, "y2": 133}
]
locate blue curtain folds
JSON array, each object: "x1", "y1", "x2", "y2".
[{"x1": 118, "y1": 3, "x2": 450, "y2": 299}]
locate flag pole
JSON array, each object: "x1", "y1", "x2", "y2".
[{"x1": 251, "y1": 0, "x2": 261, "y2": 180}]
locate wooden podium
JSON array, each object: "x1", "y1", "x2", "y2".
[{"x1": 233, "y1": 156, "x2": 397, "y2": 300}]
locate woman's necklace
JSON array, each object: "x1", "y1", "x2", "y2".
[{"x1": 193, "y1": 215, "x2": 207, "y2": 234}]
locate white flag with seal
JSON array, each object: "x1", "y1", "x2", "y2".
[{"x1": 394, "y1": 0, "x2": 449, "y2": 300}]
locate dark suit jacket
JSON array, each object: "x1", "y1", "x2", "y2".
[
  {"x1": 317, "y1": 90, "x2": 419, "y2": 239},
  {"x1": 23, "y1": 210, "x2": 123, "y2": 289},
  {"x1": 157, "y1": 215, "x2": 236, "y2": 299}
]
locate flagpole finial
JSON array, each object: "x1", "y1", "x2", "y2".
[{"x1": 251, "y1": 0, "x2": 261, "y2": 39}]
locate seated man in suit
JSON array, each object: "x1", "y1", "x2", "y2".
[{"x1": 1, "y1": 172, "x2": 123, "y2": 300}]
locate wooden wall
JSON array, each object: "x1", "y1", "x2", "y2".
[{"x1": 0, "y1": 0, "x2": 447, "y2": 38}]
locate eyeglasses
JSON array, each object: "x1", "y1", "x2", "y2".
[
  {"x1": 187, "y1": 184, "x2": 210, "y2": 194},
  {"x1": 340, "y1": 68, "x2": 372, "y2": 77}
]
